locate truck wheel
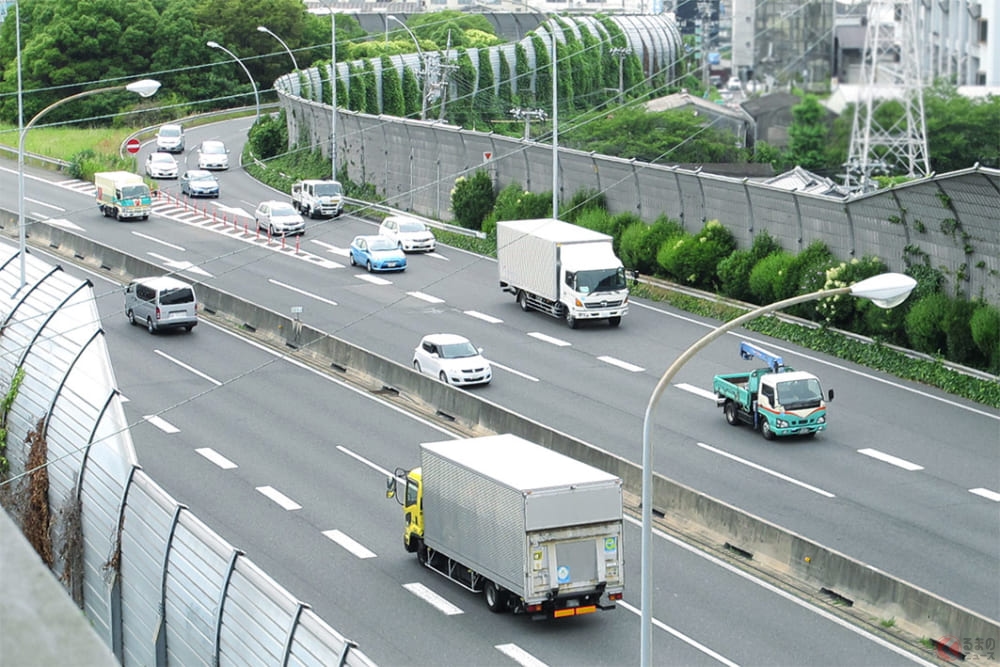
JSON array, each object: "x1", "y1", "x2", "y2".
[
  {"x1": 724, "y1": 400, "x2": 739, "y2": 426},
  {"x1": 127, "y1": 309, "x2": 136, "y2": 326},
  {"x1": 566, "y1": 311, "x2": 578, "y2": 329},
  {"x1": 761, "y1": 419, "x2": 776, "y2": 440},
  {"x1": 517, "y1": 291, "x2": 529, "y2": 312},
  {"x1": 416, "y1": 544, "x2": 428, "y2": 565},
  {"x1": 484, "y1": 580, "x2": 508, "y2": 613},
  {"x1": 609, "y1": 316, "x2": 622, "y2": 327}
]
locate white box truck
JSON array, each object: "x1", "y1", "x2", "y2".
[
  {"x1": 497, "y1": 218, "x2": 629, "y2": 328},
  {"x1": 387, "y1": 434, "x2": 625, "y2": 619},
  {"x1": 94, "y1": 171, "x2": 152, "y2": 221},
  {"x1": 290, "y1": 179, "x2": 344, "y2": 218}
]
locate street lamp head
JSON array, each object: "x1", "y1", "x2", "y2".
[
  {"x1": 849, "y1": 272, "x2": 917, "y2": 309},
  {"x1": 207, "y1": 40, "x2": 221, "y2": 49},
  {"x1": 257, "y1": 26, "x2": 270, "y2": 34},
  {"x1": 125, "y1": 79, "x2": 161, "y2": 98}
]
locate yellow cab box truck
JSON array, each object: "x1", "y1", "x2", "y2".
[{"x1": 387, "y1": 433, "x2": 624, "y2": 619}]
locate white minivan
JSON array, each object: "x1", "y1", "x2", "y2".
[{"x1": 125, "y1": 276, "x2": 198, "y2": 334}]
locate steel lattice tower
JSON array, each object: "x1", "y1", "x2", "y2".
[{"x1": 845, "y1": 0, "x2": 930, "y2": 191}]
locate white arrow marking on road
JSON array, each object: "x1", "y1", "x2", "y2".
[
  {"x1": 196, "y1": 448, "x2": 237, "y2": 469},
  {"x1": 147, "y1": 252, "x2": 213, "y2": 277},
  {"x1": 598, "y1": 355, "x2": 645, "y2": 372},
  {"x1": 28, "y1": 198, "x2": 64, "y2": 211},
  {"x1": 495, "y1": 644, "x2": 549, "y2": 667},
  {"x1": 256, "y1": 486, "x2": 302, "y2": 511},
  {"x1": 697, "y1": 442, "x2": 836, "y2": 497},
  {"x1": 41, "y1": 218, "x2": 83, "y2": 231},
  {"x1": 528, "y1": 332, "x2": 571, "y2": 347},
  {"x1": 857, "y1": 448, "x2": 924, "y2": 471},
  {"x1": 323, "y1": 530, "x2": 377, "y2": 559},
  {"x1": 143, "y1": 415, "x2": 179, "y2": 434},
  {"x1": 214, "y1": 204, "x2": 252, "y2": 218},
  {"x1": 402, "y1": 582, "x2": 464, "y2": 615},
  {"x1": 464, "y1": 310, "x2": 503, "y2": 324},
  {"x1": 969, "y1": 488, "x2": 1000, "y2": 502},
  {"x1": 676, "y1": 383, "x2": 718, "y2": 401},
  {"x1": 408, "y1": 291, "x2": 445, "y2": 304}
]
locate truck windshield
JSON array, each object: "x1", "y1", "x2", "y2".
[
  {"x1": 314, "y1": 183, "x2": 342, "y2": 196},
  {"x1": 575, "y1": 267, "x2": 627, "y2": 294},
  {"x1": 776, "y1": 378, "x2": 824, "y2": 409},
  {"x1": 120, "y1": 185, "x2": 148, "y2": 199}
]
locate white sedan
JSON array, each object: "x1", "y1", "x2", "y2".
[
  {"x1": 197, "y1": 140, "x2": 230, "y2": 170},
  {"x1": 254, "y1": 200, "x2": 305, "y2": 236},
  {"x1": 144, "y1": 152, "x2": 178, "y2": 179},
  {"x1": 379, "y1": 215, "x2": 436, "y2": 252},
  {"x1": 412, "y1": 334, "x2": 492, "y2": 386}
]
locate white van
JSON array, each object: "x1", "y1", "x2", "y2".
[{"x1": 125, "y1": 276, "x2": 198, "y2": 334}]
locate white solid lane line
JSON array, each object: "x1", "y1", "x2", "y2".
[
  {"x1": 676, "y1": 383, "x2": 718, "y2": 401},
  {"x1": 154, "y1": 349, "x2": 223, "y2": 386},
  {"x1": 857, "y1": 448, "x2": 924, "y2": 471},
  {"x1": 256, "y1": 486, "x2": 302, "y2": 511},
  {"x1": 495, "y1": 643, "x2": 549, "y2": 667},
  {"x1": 402, "y1": 582, "x2": 464, "y2": 615},
  {"x1": 624, "y1": 515, "x2": 938, "y2": 667},
  {"x1": 195, "y1": 447, "x2": 237, "y2": 469},
  {"x1": 26, "y1": 197, "x2": 64, "y2": 211},
  {"x1": 697, "y1": 442, "x2": 836, "y2": 498},
  {"x1": 968, "y1": 487, "x2": 1000, "y2": 502},
  {"x1": 618, "y1": 600, "x2": 738, "y2": 667},
  {"x1": 528, "y1": 332, "x2": 571, "y2": 347},
  {"x1": 143, "y1": 415, "x2": 179, "y2": 434},
  {"x1": 491, "y1": 361, "x2": 539, "y2": 382},
  {"x1": 323, "y1": 529, "x2": 377, "y2": 559},
  {"x1": 268, "y1": 278, "x2": 338, "y2": 306},
  {"x1": 598, "y1": 355, "x2": 645, "y2": 373}
]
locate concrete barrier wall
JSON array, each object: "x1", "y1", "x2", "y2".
[{"x1": 5, "y1": 213, "x2": 996, "y2": 652}]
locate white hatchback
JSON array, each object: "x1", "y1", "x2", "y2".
[{"x1": 413, "y1": 333, "x2": 492, "y2": 386}]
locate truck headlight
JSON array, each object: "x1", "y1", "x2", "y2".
[
  {"x1": 817, "y1": 416, "x2": 825, "y2": 424},
  {"x1": 776, "y1": 419, "x2": 789, "y2": 428}
]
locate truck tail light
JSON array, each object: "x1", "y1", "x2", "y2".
[
  {"x1": 608, "y1": 592, "x2": 623, "y2": 601},
  {"x1": 526, "y1": 603, "x2": 543, "y2": 614}
]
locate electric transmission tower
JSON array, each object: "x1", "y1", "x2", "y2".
[{"x1": 844, "y1": 0, "x2": 930, "y2": 191}]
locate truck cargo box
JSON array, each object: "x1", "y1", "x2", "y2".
[{"x1": 420, "y1": 434, "x2": 623, "y2": 603}]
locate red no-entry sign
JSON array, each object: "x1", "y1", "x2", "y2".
[{"x1": 125, "y1": 138, "x2": 141, "y2": 154}]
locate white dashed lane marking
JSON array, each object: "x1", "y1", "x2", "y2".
[
  {"x1": 969, "y1": 488, "x2": 1000, "y2": 502},
  {"x1": 857, "y1": 448, "x2": 924, "y2": 471},
  {"x1": 402, "y1": 582, "x2": 463, "y2": 615},
  {"x1": 528, "y1": 332, "x2": 571, "y2": 347},
  {"x1": 598, "y1": 355, "x2": 645, "y2": 373},
  {"x1": 323, "y1": 530, "x2": 377, "y2": 558},
  {"x1": 143, "y1": 415, "x2": 179, "y2": 434},
  {"x1": 196, "y1": 447, "x2": 237, "y2": 469},
  {"x1": 256, "y1": 486, "x2": 302, "y2": 511}
]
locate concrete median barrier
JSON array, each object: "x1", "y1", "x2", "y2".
[{"x1": 4, "y1": 212, "x2": 995, "y2": 659}]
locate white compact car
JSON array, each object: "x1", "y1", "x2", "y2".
[
  {"x1": 144, "y1": 151, "x2": 178, "y2": 179},
  {"x1": 254, "y1": 200, "x2": 305, "y2": 236},
  {"x1": 197, "y1": 140, "x2": 230, "y2": 170},
  {"x1": 379, "y1": 215, "x2": 436, "y2": 252},
  {"x1": 412, "y1": 333, "x2": 492, "y2": 386}
]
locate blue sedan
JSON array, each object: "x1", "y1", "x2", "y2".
[{"x1": 349, "y1": 235, "x2": 407, "y2": 272}]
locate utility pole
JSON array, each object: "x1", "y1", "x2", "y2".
[
  {"x1": 509, "y1": 107, "x2": 547, "y2": 139},
  {"x1": 609, "y1": 47, "x2": 631, "y2": 103}
]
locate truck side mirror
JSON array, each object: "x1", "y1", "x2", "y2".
[
  {"x1": 827, "y1": 389, "x2": 835, "y2": 401},
  {"x1": 385, "y1": 475, "x2": 396, "y2": 499}
]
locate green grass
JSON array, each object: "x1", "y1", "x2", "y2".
[{"x1": 0, "y1": 123, "x2": 135, "y2": 161}]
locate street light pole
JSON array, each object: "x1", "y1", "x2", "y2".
[
  {"x1": 387, "y1": 15, "x2": 427, "y2": 121},
  {"x1": 550, "y1": 23, "x2": 558, "y2": 219},
  {"x1": 638, "y1": 272, "x2": 917, "y2": 667},
  {"x1": 16, "y1": 78, "x2": 160, "y2": 294},
  {"x1": 257, "y1": 26, "x2": 299, "y2": 71},
  {"x1": 207, "y1": 41, "x2": 260, "y2": 125}
]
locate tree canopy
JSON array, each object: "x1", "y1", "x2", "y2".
[{"x1": 0, "y1": 0, "x2": 363, "y2": 124}]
